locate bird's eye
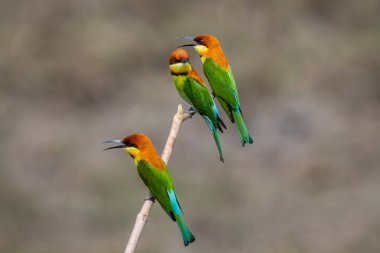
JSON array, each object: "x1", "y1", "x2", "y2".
[
  {"x1": 169, "y1": 58, "x2": 178, "y2": 64},
  {"x1": 125, "y1": 141, "x2": 137, "y2": 148}
]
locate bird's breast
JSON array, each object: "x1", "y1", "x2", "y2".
[{"x1": 172, "y1": 75, "x2": 186, "y2": 90}]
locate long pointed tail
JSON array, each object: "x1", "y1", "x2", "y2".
[
  {"x1": 174, "y1": 211, "x2": 195, "y2": 247},
  {"x1": 202, "y1": 116, "x2": 224, "y2": 162},
  {"x1": 232, "y1": 107, "x2": 253, "y2": 146},
  {"x1": 167, "y1": 190, "x2": 195, "y2": 246}
]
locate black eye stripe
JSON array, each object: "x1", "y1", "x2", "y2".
[
  {"x1": 125, "y1": 141, "x2": 137, "y2": 148},
  {"x1": 195, "y1": 38, "x2": 203, "y2": 45},
  {"x1": 169, "y1": 58, "x2": 189, "y2": 64}
]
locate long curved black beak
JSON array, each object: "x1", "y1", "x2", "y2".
[
  {"x1": 179, "y1": 43, "x2": 197, "y2": 48},
  {"x1": 177, "y1": 36, "x2": 199, "y2": 48},
  {"x1": 102, "y1": 140, "x2": 127, "y2": 151}
]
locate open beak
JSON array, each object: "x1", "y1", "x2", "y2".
[
  {"x1": 177, "y1": 36, "x2": 198, "y2": 48},
  {"x1": 102, "y1": 140, "x2": 127, "y2": 151}
]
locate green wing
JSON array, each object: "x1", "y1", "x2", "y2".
[
  {"x1": 182, "y1": 77, "x2": 220, "y2": 128},
  {"x1": 173, "y1": 74, "x2": 222, "y2": 128},
  {"x1": 136, "y1": 160, "x2": 175, "y2": 220},
  {"x1": 184, "y1": 77, "x2": 225, "y2": 160},
  {"x1": 203, "y1": 58, "x2": 240, "y2": 121}
]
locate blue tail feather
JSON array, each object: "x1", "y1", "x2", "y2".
[{"x1": 167, "y1": 190, "x2": 195, "y2": 246}]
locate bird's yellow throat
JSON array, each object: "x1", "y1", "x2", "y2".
[
  {"x1": 170, "y1": 62, "x2": 191, "y2": 75},
  {"x1": 194, "y1": 45, "x2": 208, "y2": 63},
  {"x1": 123, "y1": 147, "x2": 141, "y2": 165}
]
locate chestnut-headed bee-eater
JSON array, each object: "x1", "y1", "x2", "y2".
[
  {"x1": 181, "y1": 35, "x2": 253, "y2": 146},
  {"x1": 169, "y1": 48, "x2": 226, "y2": 162},
  {"x1": 103, "y1": 133, "x2": 195, "y2": 246}
]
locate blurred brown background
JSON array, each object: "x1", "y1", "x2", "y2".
[{"x1": 1, "y1": 0, "x2": 380, "y2": 252}]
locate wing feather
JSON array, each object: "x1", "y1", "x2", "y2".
[{"x1": 137, "y1": 160, "x2": 175, "y2": 221}]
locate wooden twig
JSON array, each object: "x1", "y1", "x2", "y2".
[{"x1": 124, "y1": 104, "x2": 192, "y2": 253}]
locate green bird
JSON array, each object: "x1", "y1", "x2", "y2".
[
  {"x1": 103, "y1": 133, "x2": 195, "y2": 246},
  {"x1": 181, "y1": 35, "x2": 254, "y2": 146},
  {"x1": 169, "y1": 48, "x2": 226, "y2": 162}
]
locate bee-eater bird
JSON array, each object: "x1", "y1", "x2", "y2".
[
  {"x1": 169, "y1": 48, "x2": 226, "y2": 162},
  {"x1": 181, "y1": 35, "x2": 253, "y2": 146},
  {"x1": 103, "y1": 133, "x2": 195, "y2": 246}
]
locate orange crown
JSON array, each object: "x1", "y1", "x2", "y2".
[
  {"x1": 194, "y1": 35, "x2": 221, "y2": 48},
  {"x1": 169, "y1": 48, "x2": 189, "y2": 64}
]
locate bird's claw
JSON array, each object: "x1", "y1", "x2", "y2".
[
  {"x1": 145, "y1": 195, "x2": 155, "y2": 202},
  {"x1": 185, "y1": 107, "x2": 196, "y2": 118}
]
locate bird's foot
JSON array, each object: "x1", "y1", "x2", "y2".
[
  {"x1": 185, "y1": 107, "x2": 196, "y2": 118},
  {"x1": 145, "y1": 194, "x2": 155, "y2": 202}
]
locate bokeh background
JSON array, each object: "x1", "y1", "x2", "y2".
[{"x1": 1, "y1": 0, "x2": 380, "y2": 252}]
